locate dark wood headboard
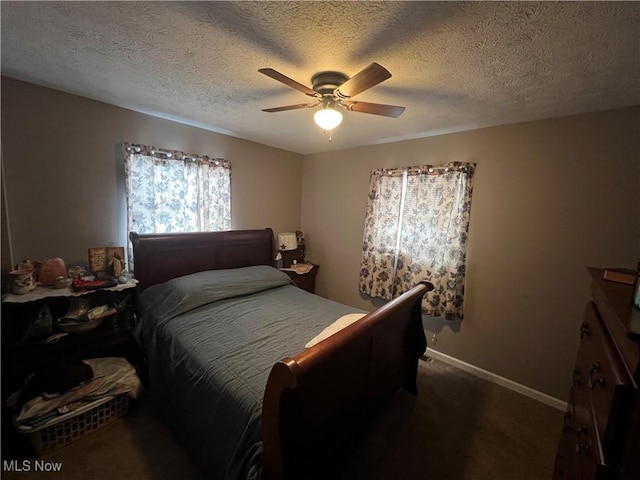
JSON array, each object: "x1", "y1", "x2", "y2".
[{"x1": 129, "y1": 228, "x2": 275, "y2": 291}]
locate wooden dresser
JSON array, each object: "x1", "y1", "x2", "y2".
[{"x1": 554, "y1": 267, "x2": 640, "y2": 479}]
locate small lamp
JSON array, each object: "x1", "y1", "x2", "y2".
[
  {"x1": 277, "y1": 233, "x2": 298, "y2": 252},
  {"x1": 278, "y1": 232, "x2": 299, "y2": 268}
]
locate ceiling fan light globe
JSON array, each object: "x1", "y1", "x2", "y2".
[{"x1": 314, "y1": 108, "x2": 343, "y2": 130}]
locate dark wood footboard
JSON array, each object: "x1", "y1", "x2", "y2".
[{"x1": 262, "y1": 280, "x2": 434, "y2": 480}]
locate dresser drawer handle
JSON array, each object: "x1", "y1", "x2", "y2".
[
  {"x1": 572, "y1": 367, "x2": 582, "y2": 386},
  {"x1": 580, "y1": 322, "x2": 591, "y2": 338},
  {"x1": 575, "y1": 441, "x2": 590, "y2": 454},
  {"x1": 589, "y1": 362, "x2": 605, "y2": 389}
]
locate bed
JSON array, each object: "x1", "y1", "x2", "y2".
[{"x1": 130, "y1": 228, "x2": 433, "y2": 480}]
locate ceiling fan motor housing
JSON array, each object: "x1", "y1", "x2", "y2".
[{"x1": 311, "y1": 71, "x2": 348, "y2": 95}]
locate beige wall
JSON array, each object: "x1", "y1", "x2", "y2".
[
  {"x1": 301, "y1": 106, "x2": 640, "y2": 400},
  {"x1": 1, "y1": 77, "x2": 303, "y2": 266}
]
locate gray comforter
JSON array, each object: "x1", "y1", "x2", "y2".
[{"x1": 138, "y1": 266, "x2": 364, "y2": 479}]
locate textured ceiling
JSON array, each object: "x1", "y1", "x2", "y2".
[{"x1": 2, "y1": 1, "x2": 639, "y2": 155}]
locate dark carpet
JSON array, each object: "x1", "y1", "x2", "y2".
[{"x1": 3, "y1": 358, "x2": 563, "y2": 479}]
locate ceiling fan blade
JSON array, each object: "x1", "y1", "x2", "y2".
[
  {"x1": 344, "y1": 101, "x2": 405, "y2": 118},
  {"x1": 334, "y1": 63, "x2": 392, "y2": 99},
  {"x1": 262, "y1": 102, "x2": 318, "y2": 113},
  {"x1": 259, "y1": 68, "x2": 317, "y2": 97}
]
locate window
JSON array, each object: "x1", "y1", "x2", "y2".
[
  {"x1": 359, "y1": 162, "x2": 476, "y2": 319},
  {"x1": 123, "y1": 143, "x2": 231, "y2": 249}
]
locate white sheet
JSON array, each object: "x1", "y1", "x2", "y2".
[{"x1": 305, "y1": 313, "x2": 367, "y2": 348}]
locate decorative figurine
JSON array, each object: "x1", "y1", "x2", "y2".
[
  {"x1": 68, "y1": 266, "x2": 87, "y2": 280},
  {"x1": 109, "y1": 253, "x2": 125, "y2": 278}
]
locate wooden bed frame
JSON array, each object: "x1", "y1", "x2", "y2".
[{"x1": 130, "y1": 228, "x2": 433, "y2": 479}]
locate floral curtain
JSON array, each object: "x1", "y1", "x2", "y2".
[
  {"x1": 123, "y1": 143, "x2": 231, "y2": 263},
  {"x1": 359, "y1": 162, "x2": 476, "y2": 319}
]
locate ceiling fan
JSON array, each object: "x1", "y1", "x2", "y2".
[{"x1": 259, "y1": 63, "x2": 405, "y2": 131}]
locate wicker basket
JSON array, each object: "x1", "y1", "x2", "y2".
[{"x1": 16, "y1": 395, "x2": 129, "y2": 455}]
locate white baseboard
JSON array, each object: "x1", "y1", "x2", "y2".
[{"x1": 424, "y1": 348, "x2": 567, "y2": 411}]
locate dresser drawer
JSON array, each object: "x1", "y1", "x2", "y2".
[
  {"x1": 295, "y1": 275, "x2": 316, "y2": 293},
  {"x1": 572, "y1": 381, "x2": 611, "y2": 480},
  {"x1": 558, "y1": 384, "x2": 611, "y2": 480},
  {"x1": 554, "y1": 393, "x2": 578, "y2": 480},
  {"x1": 579, "y1": 302, "x2": 634, "y2": 464}
]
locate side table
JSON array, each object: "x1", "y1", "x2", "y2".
[{"x1": 281, "y1": 264, "x2": 320, "y2": 294}]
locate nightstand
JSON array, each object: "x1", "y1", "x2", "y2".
[{"x1": 282, "y1": 264, "x2": 319, "y2": 294}]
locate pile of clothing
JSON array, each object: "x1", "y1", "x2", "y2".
[{"x1": 11, "y1": 357, "x2": 142, "y2": 428}]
